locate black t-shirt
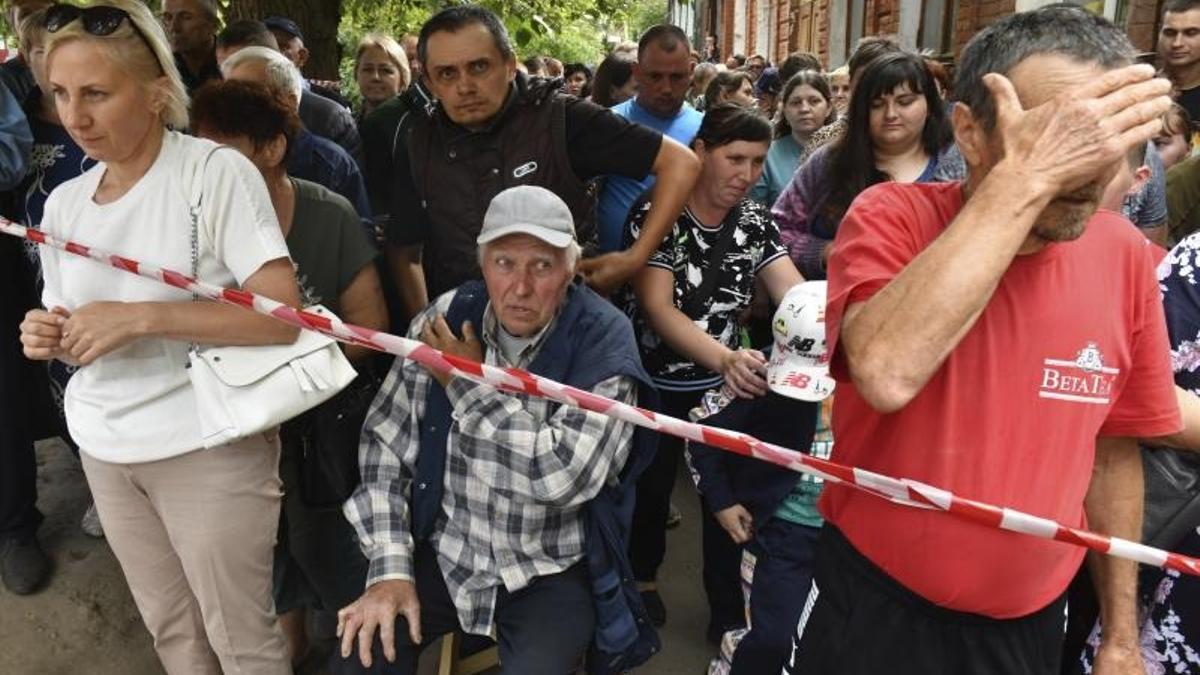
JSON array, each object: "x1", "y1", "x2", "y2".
[
  {"x1": 286, "y1": 178, "x2": 379, "y2": 314},
  {"x1": 385, "y1": 90, "x2": 664, "y2": 247},
  {"x1": 1180, "y1": 85, "x2": 1200, "y2": 126}
]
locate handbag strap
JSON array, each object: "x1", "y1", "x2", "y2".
[
  {"x1": 186, "y1": 145, "x2": 224, "y2": 354},
  {"x1": 680, "y1": 203, "x2": 740, "y2": 319}
]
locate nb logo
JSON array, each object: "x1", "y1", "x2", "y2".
[{"x1": 513, "y1": 161, "x2": 538, "y2": 178}]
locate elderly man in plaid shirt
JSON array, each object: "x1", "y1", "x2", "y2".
[{"x1": 333, "y1": 186, "x2": 658, "y2": 674}]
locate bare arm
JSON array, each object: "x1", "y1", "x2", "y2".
[
  {"x1": 49, "y1": 258, "x2": 301, "y2": 365},
  {"x1": 757, "y1": 256, "x2": 805, "y2": 304},
  {"x1": 1145, "y1": 386, "x2": 1200, "y2": 450},
  {"x1": 1086, "y1": 436, "x2": 1145, "y2": 674},
  {"x1": 386, "y1": 242, "x2": 429, "y2": 321},
  {"x1": 338, "y1": 264, "x2": 390, "y2": 362},
  {"x1": 579, "y1": 137, "x2": 701, "y2": 294},
  {"x1": 841, "y1": 67, "x2": 1171, "y2": 413},
  {"x1": 632, "y1": 265, "x2": 766, "y2": 398}
]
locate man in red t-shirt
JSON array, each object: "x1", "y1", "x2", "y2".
[{"x1": 784, "y1": 7, "x2": 1182, "y2": 675}]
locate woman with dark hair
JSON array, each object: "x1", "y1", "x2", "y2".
[
  {"x1": 562, "y1": 62, "x2": 592, "y2": 98},
  {"x1": 705, "y1": 70, "x2": 756, "y2": 108},
  {"x1": 190, "y1": 79, "x2": 388, "y2": 669},
  {"x1": 590, "y1": 52, "x2": 636, "y2": 107},
  {"x1": 621, "y1": 103, "x2": 802, "y2": 636},
  {"x1": 772, "y1": 51, "x2": 951, "y2": 279},
  {"x1": 752, "y1": 71, "x2": 836, "y2": 206}
]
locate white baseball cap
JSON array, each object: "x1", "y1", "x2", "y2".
[
  {"x1": 477, "y1": 185, "x2": 577, "y2": 249},
  {"x1": 766, "y1": 281, "x2": 836, "y2": 402}
]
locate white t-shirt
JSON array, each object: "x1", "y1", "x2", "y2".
[{"x1": 39, "y1": 130, "x2": 290, "y2": 463}]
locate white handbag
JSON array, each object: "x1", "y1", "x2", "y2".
[{"x1": 183, "y1": 149, "x2": 356, "y2": 448}]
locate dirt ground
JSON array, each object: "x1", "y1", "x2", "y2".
[{"x1": 1, "y1": 439, "x2": 717, "y2": 675}]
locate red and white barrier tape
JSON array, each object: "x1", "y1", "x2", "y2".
[{"x1": 5, "y1": 217, "x2": 1199, "y2": 577}]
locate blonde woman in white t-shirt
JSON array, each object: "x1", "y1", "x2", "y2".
[{"x1": 18, "y1": 2, "x2": 297, "y2": 673}]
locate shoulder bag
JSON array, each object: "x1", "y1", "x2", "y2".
[{"x1": 183, "y1": 147, "x2": 357, "y2": 448}]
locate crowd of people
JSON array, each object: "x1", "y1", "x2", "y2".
[{"x1": 7, "y1": 0, "x2": 1200, "y2": 674}]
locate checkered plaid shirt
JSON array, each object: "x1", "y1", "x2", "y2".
[{"x1": 344, "y1": 291, "x2": 637, "y2": 636}]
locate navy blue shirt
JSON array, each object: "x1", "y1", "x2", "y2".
[{"x1": 287, "y1": 128, "x2": 372, "y2": 234}]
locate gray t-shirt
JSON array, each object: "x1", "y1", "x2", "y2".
[{"x1": 286, "y1": 177, "x2": 379, "y2": 314}]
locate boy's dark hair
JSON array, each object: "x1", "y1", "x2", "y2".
[
  {"x1": 779, "y1": 51, "x2": 823, "y2": 83},
  {"x1": 417, "y1": 5, "x2": 514, "y2": 66},
  {"x1": 692, "y1": 102, "x2": 772, "y2": 151},
  {"x1": 1165, "y1": 0, "x2": 1200, "y2": 15},
  {"x1": 216, "y1": 19, "x2": 279, "y2": 51},
  {"x1": 190, "y1": 80, "x2": 301, "y2": 162},
  {"x1": 847, "y1": 35, "x2": 902, "y2": 81}
]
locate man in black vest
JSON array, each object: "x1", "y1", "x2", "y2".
[
  {"x1": 385, "y1": 5, "x2": 699, "y2": 317},
  {"x1": 335, "y1": 186, "x2": 658, "y2": 673}
]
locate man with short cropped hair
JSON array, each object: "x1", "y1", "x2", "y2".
[
  {"x1": 595, "y1": 25, "x2": 704, "y2": 253},
  {"x1": 1160, "y1": 0, "x2": 1200, "y2": 121},
  {"x1": 785, "y1": 6, "x2": 1181, "y2": 674},
  {"x1": 161, "y1": 0, "x2": 221, "y2": 94},
  {"x1": 384, "y1": 5, "x2": 699, "y2": 319},
  {"x1": 263, "y1": 15, "x2": 352, "y2": 109}
]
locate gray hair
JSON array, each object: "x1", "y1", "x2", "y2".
[
  {"x1": 220, "y1": 46, "x2": 303, "y2": 104},
  {"x1": 955, "y1": 4, "x2": 1135, "y2": 132},
  {"x1": 477, "y1": 239, "x2": 583, "y2": 269}
]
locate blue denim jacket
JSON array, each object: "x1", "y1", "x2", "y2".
[{"x1": 0, "y1": 80, "x2": 31, "y2": 192}]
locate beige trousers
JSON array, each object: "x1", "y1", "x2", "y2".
[{"x1": 81, "y1": 433, "x2": 290, "y2": 675}]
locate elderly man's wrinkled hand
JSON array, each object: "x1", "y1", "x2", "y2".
[
  {"x1": 337, "y1": 579, "x2": 422, "y2": 668},
  {"x1": 420, "y1": 314, "x2": 483, "y2": 387},
  {"x1": 984, "y1": 63, "x2": 1172, "y2": 198}
]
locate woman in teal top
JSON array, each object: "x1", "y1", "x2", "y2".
[{"x1": 751, "y1": 72, "x2": 836, "y2": 206}]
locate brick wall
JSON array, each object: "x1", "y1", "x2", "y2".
[
  {"x1": 953, "y1": 0, "x2": 1016, "y2": 56},
  {"x1": 1127, "y1": 0, "x2": 1163, "y2": 53}
]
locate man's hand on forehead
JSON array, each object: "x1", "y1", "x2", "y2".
[{"x1": 982, "y1": 62, "x2": 1172, "y2": 196}]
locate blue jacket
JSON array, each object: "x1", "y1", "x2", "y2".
[
  {"x1": 412, "y1": 280, "x2": 661, "y2": 673},
  {"x1": 687, "y1": 391, "x2": 819, "y2": 525},
  {"x1": 0, "y1": 80, "x2": 31, "y2": 192}
]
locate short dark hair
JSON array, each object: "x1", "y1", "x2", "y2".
[
  {"x1": 779, "y1": 51, "x2": 822, "y2": 83},
  {"x1": 692, "y1": 102, "x2": 772, "y2": 151},
  {"x1": 216, "y1": 19, "x2": 279, "y2": 51},
  {"x1": 955, "y1": 4, "x2": 1135, "y2": 132},
  {"x1": 847, "y1": 35, "x2": 902, "y2": 81},
  {"x1": 1165, "y1": 0, "x2": 1200, "y2": 15},
  {"x1": 638, "y1": 24, "x2": 689, "y2": 58},
  {"x1": 417, "y1": 4, "x2": 514, "y2": 67},
  {"x1": 775, "y1": 71, "x2": 835, "y2": 138},
  {"x1": 523, "y1": 55, "x2": 545, "y2": 74},
  {"x1": 190, "y1": 79, "x2": 301, "y2": 162}
]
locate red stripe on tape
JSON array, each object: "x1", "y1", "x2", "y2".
[
  {"x1": 162, "y1": 270, "x2": 192, "y2": 290},
  {"x1": 112, "y1": 256, "x2": 139, "y2": 274},
  {"x1": 222, "y1": 288, "x2": 255, "y2": 308},
  {"x1": 947, "y1": 497, "x2": 1005, "y2": 529}
]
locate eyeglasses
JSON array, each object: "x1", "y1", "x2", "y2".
[{"x1": 45, "y1": 4, "x2": 135, "y2": 36}]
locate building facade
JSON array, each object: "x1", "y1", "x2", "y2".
[{"x1": 676, "y1": 0, "x2": 1165, "y2": 68}]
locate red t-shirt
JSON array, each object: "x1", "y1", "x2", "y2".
[{"x1": 821, "y1": 182, "x2": 1182, "y2": 619}]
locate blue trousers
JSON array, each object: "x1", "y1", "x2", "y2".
[
  {"x1": 331, "y1": 544, "x2": 594, "y2": 675},
  {"x1": 729, "y1": 518, "x2": 821, "y2": 675}
]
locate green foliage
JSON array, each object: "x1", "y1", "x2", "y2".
[{"x1": 629, "y1": 0, "x2": 670, "y2": 42}]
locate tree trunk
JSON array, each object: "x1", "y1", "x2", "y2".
[{"x1": 226, "y1": 0, "x2": 344, "y2": 79}]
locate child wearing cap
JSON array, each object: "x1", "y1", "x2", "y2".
[{"x1": 686, "y1": 281, "x2": 835, "y2": 675}]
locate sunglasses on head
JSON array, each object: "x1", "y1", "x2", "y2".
[{"x1": 45, "y1": 4, "x2": 137, "y2": 37}]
